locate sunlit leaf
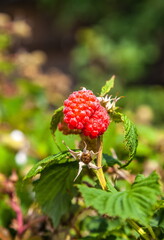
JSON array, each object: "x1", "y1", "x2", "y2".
[
  {"x1": 78, "y1": 172, "x2": 160, "y2": 225},
  {"x1": 120, "y1": 114, "x2": 138, "y2": 167},
  {"x1": 100, "y1": 75, "x2": 115, "y2": 97},
  {"x1": 24, "y1": 150, "x2": 78, "y2": 180},
  {"x1": 50, "y1": 106, "x2": 64, "y2": 136}
]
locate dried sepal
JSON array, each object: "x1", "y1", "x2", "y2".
[
  {"x1": 63, "y1": 141, "x2": 100, "y2": 181},
  {"x1": 97, "y1": 95, "x2": 123, "y2": 112}
]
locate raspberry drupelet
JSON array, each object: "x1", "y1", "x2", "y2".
[
  {"x1": 62, "y1": 89, "x2": 110, "y2": 138},
  {"x1": 58, "y1": 120, "x2": 82, "y2": 135},
  {"x1": 63, "y1": 89, "x2": 100, "y2": 129},
  {"x1": 83, "y1": 105, "x2": 110, "y2": 138}
]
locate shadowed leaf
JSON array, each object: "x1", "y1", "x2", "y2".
[
  {"x1": 50, "y1": 106, "x2": 64, "y2": 136},
  {"x1": 33, "y1": 161, "x2": 79, "y2": 227},
  {"x1": 110, "y1": 112, "x2": 138, "y2": 168},
  {"x1": 102, "y1": 153, "x2": 122, "y2": 167}
]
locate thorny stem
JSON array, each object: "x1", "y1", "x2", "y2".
[
  {"x1": 95, "y1": 136, "x2": 107, "y2": 190},
  {"x1": 10, "y1": 195, "x2": 24, "y2": 237},
  {"x1": 4, "y1": 172, "x2": 47, "y2": 239},
  {"x1": 10, "y1": 196, "x2": 47, "y2": 239},
  {"x1": 21, "y1": 216, "x2": 47, "y2": 235}
]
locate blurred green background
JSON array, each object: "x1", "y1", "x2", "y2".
[{"x1": 0, "y1": 0, "x2": 164, "y2": 237}]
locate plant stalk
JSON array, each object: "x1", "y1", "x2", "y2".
[
  {"x1": 95, "y1": 136, "x2": 107, "y2": 190},
  {"x1": 147, "y1": 225, "x2": 157, "y2": 240},
  {"x1": 127, "y1": 219, "x2": 150, "y2": 240}
]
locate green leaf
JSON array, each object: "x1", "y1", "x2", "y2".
[
  {"x1": 120, "y1": 114, "x2": 138, "y2": 168},
  {"x1": 102, "y1": 154, "x2": 122, "y2": 167},
  {"x1": 100, "y1": 75, "x2": 115, "y2": 97},
  {"x1": 24, "y1": 150, "x2": 77, "y2": 180},
  {"x1": 81, "y1": 216, "x2": 122, "y2": 239},
  {"x1": 33, "y1": 161, "x2": 79, "y2": 227},
  {"x1": 110, "y1": 111, "x2": 122, "y2": 123},
  {"x1": 50, "y1": 106, "x2": 64, "y2": 136},
  {"x1": 155, "y1": 200, "x2": 164, "y2": 210},
  {"x1": 78, "y1": 172, "x2": 160, "y2": 225},
  {"x1": 106, "y1": 177, "x2": 118, "y2": 193},
  {"x1": 110, "y1": 112, "x2": 138, "y2": 168},
  {"x1": 54, "y1": 129, "x2": 80, "y2": 152}
]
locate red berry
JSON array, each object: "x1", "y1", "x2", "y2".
[
  {"x1": 62, "y1": 89, "x2": 110, "y2": 138},
  {"x1": 83, "y1": 105, "x2": 110, "y2": 138},
  {"x1": 58, "y1": 120, "x2": 82, "y2": 135},
  {"x1": 63, "y1": 89, "x2": 100, "y2": 129}
]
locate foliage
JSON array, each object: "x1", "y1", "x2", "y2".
[
  {"x1": 78, "y1": 172, "x2": 160, "y2": 225},
  {"x1": 24, "y1": 151, "x2": 76, "y2": 180},
  {"x1": 22, "y1": 79, "x2": 163, "y2": 240},
  {"x1": 100, "y1": 75, "x2": 115, "y2": 97},
  {"x1": 0, "y1": 9, "x2": 164, "y2": 240},
  {"x1": 33, "y1": 161, "x2": 79, "y2": 227},
  {"x1": 50, "y1": 106, "x2": 64, "y2": 137},
  {"x1": 120, "y1": 114, "x2": 138, "y2": 167},
  {"x1": 109, "y1": 111, "x2": 138, "y2": 167}
]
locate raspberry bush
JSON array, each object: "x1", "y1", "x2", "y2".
[{"x1": 25, "y1": 77, "x2": 163, "y2": 240}]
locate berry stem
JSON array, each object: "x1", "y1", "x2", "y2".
[
  {"x1": 97, "y1": 136, "x2": 103, "y2": 168},
  {"x1": 95, "y1": 136, "x2": 107, "y2": 190},
  {"x1": 147, "y1": 225, "x2": 157, "y2": 240},
  {"x1": 127, "y1": 220, "x2": 150, "y2": 240}
]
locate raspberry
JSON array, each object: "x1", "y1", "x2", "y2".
[
  {"x1": 63, "y1": 89, "x2": 100, "y2": 130},
  {"x1": 83, "y1": 105, "x2": 110, "y2": 138},
  {"x1": 58, "y1": 120, "x2": 82, "y2": 135},
  {"x1": 62, "y1": 89, "x2": 110, "y2": 138}
]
